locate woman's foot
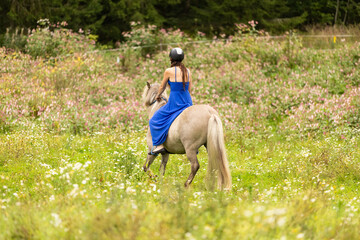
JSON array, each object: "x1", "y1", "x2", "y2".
[{"x1": 151, "y1": 145, "x2": 166, "y2": 155}]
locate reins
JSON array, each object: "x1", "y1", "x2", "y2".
[{"x1": 149, "y1": 96, "x2": 167, "y2": 106}]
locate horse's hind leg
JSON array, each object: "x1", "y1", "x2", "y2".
[
  {"x1": 159, "y1": 153, "x2": 169, "y2": 177},
  {"x1": 184, "y1": 150, "x2": 200, "y2": 188}
]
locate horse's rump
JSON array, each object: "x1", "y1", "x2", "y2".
[{"x1": 163, "y1": 105, "x2": 217, "y2": 154}]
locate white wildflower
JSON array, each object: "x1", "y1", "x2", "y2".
[
  {"x1": 73, "y1": 162, "x2": 83, "y2": 171},
  {"x1": 296, "y1": 233, "x2": 305, "y2": 239},
  {"x1": 51, "y1": 213, "x2": 62, "y2": 227},
  {"x1": 277, "y1": 217, "x2": 287, "y2": 227},
  {"x1": 69, "y1": 184, "x2": 79, "y2": 197},
  {"x1": 150, "y1": 183, "x2": 156, "y2": 192},
  {"x1": 243, "y1": 210, "x2": 253, "y2": 217}
]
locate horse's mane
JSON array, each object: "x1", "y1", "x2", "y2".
[{"x1": 142, "y1": 83, "x2": 168, "y2": 107}]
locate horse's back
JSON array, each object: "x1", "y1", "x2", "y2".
[{"x1": 164, "y1": 105, "x2": 218, "y2": 153}]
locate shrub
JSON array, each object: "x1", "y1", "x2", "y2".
[
  {"x1": 122, "y1": 21, "x2": 192, "y2": 58},
  {"x1": 25, "y1": 19, "x2": 96, "y2": 58},
  {"x1": 0, "y1": 28, "x2": 28, "y2": 52}
]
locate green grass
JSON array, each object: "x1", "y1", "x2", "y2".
[{"x1": 1, "y1": 127, "x2": 360, "y2": 239}]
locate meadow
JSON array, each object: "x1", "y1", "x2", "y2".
[{"x1": 1, "y1": 22, "x2": 360, "y2": 239}]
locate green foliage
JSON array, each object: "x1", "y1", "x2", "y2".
[
  {"x1": 262, "y1": 12, "x2": 308, "y2": 33},
  {"x1": 1, "y1": 0, "x2": 360, "y2": 44},
  {"x1": 25, "y1": 19, "x2": 96, "y2": 58},
  {"x1": 123, "y1": 21, "x2": 191, "y2": 57},
  {"x1": 0, "y1": 28, "x2": 28, "y2": 51}
]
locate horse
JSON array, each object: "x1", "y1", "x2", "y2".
[{"x1": 142, "y1": 82, "x2": 232, "y2": 190}]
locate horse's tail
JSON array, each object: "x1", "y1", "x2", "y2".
[{"x1": 206, "y1": 114, "x2": 232, "y2": 190}]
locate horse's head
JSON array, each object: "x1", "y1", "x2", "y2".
[{"x1": 142, "y1": 82, "x2": 167, "y2": 107}]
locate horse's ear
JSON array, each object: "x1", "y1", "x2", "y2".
[{"x1": 146, "y1": 82, "x2": 151, "y2": 89}]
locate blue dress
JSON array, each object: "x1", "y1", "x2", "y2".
[{"x1": 149, "y1": 68, "x2": 193, "y2": 146}]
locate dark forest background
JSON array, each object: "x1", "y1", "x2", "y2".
[{"x1": 1, "y1": 0, "x2": 359, "y2": 44}]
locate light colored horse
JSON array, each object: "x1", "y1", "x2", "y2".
[{"x1": 142, "y1": 82, "x2": 232, "y2": 190}]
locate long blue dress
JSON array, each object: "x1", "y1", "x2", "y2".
[{"x1": 149, "y1": 68, "x2": 193, "y2": 146}]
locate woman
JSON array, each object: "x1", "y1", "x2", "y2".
[{"x1": 149, "y1": 47, "x2": 193, "y2": 155}]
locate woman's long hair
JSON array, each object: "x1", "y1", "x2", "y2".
[{"x1": 171, "y1": 59, "x2": 188, "y2": 89}]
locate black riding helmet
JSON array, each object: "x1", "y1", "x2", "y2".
[{"x1": 169, "y1": 48, "x2": 184, "y2": 62}]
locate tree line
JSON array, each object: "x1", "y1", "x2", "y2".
[{"x1": 1, "y1": 0, "x2": 359, "y2": 44}]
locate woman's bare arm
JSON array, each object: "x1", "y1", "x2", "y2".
[
  {"x1": 156, "y1": 69, "x2": 170, "y2": 100},
  {"x1": 188, "y1": 69, "x2": 193, "y2": 93}
]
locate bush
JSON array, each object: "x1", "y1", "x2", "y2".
[
  {"x1": 25, "y1": 19, "x2": 96, "y2": 58},
  {"x1": 122, "y1": 22, "x2": 192, "y2": 58},
  {"x1": 0, "y1": 28, "x2": 28, "y2": 52}
]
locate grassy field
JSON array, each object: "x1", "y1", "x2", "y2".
[
  {"x1": 1, "y1": 128, "x2": 360, "y2": 239},
  {"x1": 1, "y1": 25, "x2": 360, "y2": 239}
]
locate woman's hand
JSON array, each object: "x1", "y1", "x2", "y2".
[{"x1": 156, "y1": 95, "x2": 162, "y2": 102}]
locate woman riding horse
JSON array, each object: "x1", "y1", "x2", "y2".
[
  {"x1": 143, "y1": 48, "x2": 231, "y2": 189},
  {"x1": 149, "y1": 48, "x2": 193, "y2": 155}
]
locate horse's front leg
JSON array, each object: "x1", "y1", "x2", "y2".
[
  {"x1": 143, "y1": 153, "x2": 159, "y2": 180},
  {"x1": 143, "y1": 153, "x2": 157, "y2": 173},
  {"x1": 159, "y1": 153, "x2": 169, "y2": 177},
  {"x1": 184, "y1": 150, "x2": 200, "y2": 188}
]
